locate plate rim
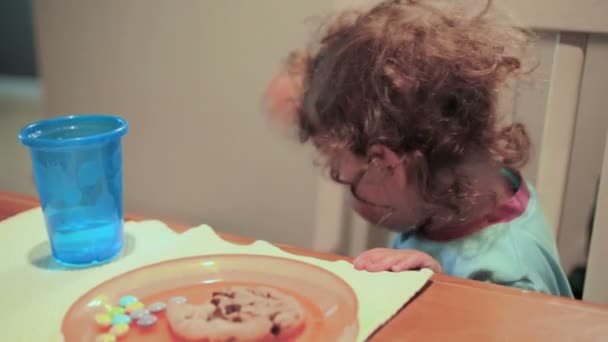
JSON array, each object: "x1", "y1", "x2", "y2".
[{"x1": 61, "y1": 253, "x2": 360, "y2": 337}]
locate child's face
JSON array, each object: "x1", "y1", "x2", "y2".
[{"x1": 328, "y1": 147, "x2": 426, "y2": 232}]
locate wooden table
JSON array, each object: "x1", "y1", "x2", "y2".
[{"x1": 2, "y1": 191, "x2": 607, "y2": 341}]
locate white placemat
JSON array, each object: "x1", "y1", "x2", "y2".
[{"x1": 0, "y1": 208, "x2": 432, "y2": 341}]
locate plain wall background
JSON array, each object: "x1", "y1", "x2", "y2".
[{"x1": 28, "y1": 0, "x2": 336, "y2": 247}]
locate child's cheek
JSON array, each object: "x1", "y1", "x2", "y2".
[{"x1": 349, "y1": 195, "x2": 384, "y2": 223}]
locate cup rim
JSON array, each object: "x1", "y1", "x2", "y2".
[{"x1": 18, "y1": 114, "x2": 128, "y2": 148}]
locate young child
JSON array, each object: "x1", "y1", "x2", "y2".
[{"x1": 265, "y1": 0, "x2": 573, "y2": 297}]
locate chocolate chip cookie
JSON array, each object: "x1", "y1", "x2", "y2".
[{"x1": 167, "y1": 286, "x2": 306, "y2": 341}]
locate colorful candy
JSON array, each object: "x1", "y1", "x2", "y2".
[
  {"x1": 111, "y1": 314, "x2": 132, "y2": 326},
  {"x1": 107, "y1": 307, "x2": 125, "y2": 317},
  {"x1": 94, "y1": 313, "x2": 112, "y2": 328},
  {"x1": 148, "y1": 301, "x2": 166, "y2": 313},
  {"x1": 129, "y1": 308, "x2": 150, "y2": 320},
  {"x1": 118, "y1": 295, "x2": 139, "y2": 308},
  {"x1": 137, "y1": 313, "x2": 158, "y2": 327},
  {"x1": 95, "y1": 334, "x2": 116, "y2": 342},
  {"x1": 93, "y1": 293, "x2": 188, "y2": 337},
  {"x1": 125, "y1": 301, "x2": 145, "y2": 313},
  {"x1": 89, "y1": 295, "x2": 110, "y2": 307},
  {"x1": 110, "y1": 323, "x2": 130, "y2": 337}
]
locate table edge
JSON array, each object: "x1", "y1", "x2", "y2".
[{"x1": 1, "y1": 190, "x2": 606, "y2": 311}]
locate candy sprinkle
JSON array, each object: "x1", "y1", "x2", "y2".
[
  {"x1": 111, "y1": 314, "x2": 132, "y2": 326},
  {"x1": 125, "y1": 301, "x2": 145, "y2": 313},
  {"x1": 110, "y1": 323, "x2": 130, "y2": 337},
  {"x1": 129, "y1": 308, "x2": 150, "y2": 320},
  {"x1": 148, "y1": 301, "x2": 167, "y2": 313},
  {"x1": 88, "y1": 295, "x2": 110, "y2": 308},
  {"x1": 95, "y1": 334, "x2": 116, "y2": 342},
  {"x1": 118, "y1": 295, "x2": 139, "y2": 308},
  {"x1": 108, "y1": 307, "x2": 125, "y2": 317},
  {"x1": 94, "y1": 313, "x2": 112, "y2": 328},
  {"x1": 137, "y1": 314, "x2": 158, "y2": 328}
]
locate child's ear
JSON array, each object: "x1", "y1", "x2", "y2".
[
  {"x1": 264, "y1": 52, "x2": 308, "y2": 127},
  {"x1": 264, "y1": 70, "x2": 301, "y2": 126}
]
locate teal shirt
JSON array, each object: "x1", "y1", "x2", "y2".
[{"x1": 393, "y1": 181, "x2": 573, "y2": 298}]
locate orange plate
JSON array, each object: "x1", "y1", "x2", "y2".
[{"x1": 62, "y1": 254, "x2": 359, "y2": 341}]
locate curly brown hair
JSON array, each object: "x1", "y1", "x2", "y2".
[{"x1": 285, "y1": 0, "x2": 533, "y2": 220}]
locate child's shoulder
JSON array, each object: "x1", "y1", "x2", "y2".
[
  {"x1": 509, "y1": 180, "x2": 557, "y2": 246},
  {"x1": 393, "y1": 181, "x2": 573, "y2": 297}
]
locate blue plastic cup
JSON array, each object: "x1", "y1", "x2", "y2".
[{"x1": 19, "y1": 114, "x2": 128, "y2": 267}]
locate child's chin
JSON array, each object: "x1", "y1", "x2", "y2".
[
  {"x1": 352, "y1": 204, "x2": 420, "y2": 233},
  {"x1": 375, "y1": 217, "x2": 424, "y2": 233}
]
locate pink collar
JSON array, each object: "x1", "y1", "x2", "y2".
[{"x1": 423, "y1": 177, "x2": 531, "y2": 242}]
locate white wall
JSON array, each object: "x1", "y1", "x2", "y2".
[{"x1": 31, "y1": 0, "x2": 334, "y2": 247}]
